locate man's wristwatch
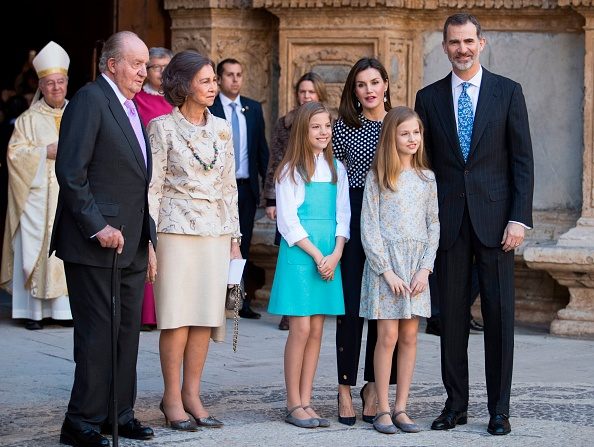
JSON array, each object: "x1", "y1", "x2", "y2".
[{"x1": 231, "y1": 237, "x2": 242, "y2": 246}]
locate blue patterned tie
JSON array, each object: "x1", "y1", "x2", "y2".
[
  {"x1": 457, "y1": 82, "x2": 474, "y2": 161},
  {"x1": 230, "y1": 102, "x2": 241, "y2": 169}
]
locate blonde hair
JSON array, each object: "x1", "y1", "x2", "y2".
[
  {"x1": 275, "y1": 102, "x2": 337, "y2": 184},
  {"x1": 372, "y1": 106, "x2": 430, "y2": 191}
]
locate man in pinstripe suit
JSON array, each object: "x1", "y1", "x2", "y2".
[{"x1": 415, "y1": 13, "x2": 534, "y2": 436}]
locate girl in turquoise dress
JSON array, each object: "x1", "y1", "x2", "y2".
[
  {"x1": 268, "y1": 102, "x2": 351, "y2": 428},
  {"x1": 360, "y1": 106, "x2": 439, "y2": 434}
]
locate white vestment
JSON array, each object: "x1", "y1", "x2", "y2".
[{"x1": 0, "y1": 99, "x2": 71, "y2": 320}]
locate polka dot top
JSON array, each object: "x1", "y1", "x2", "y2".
[{"x1": 332, "y1": 114, "x2": 383, "y2": 189}]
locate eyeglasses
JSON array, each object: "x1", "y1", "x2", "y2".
[{"x1": 147, "y1": 64, "x2": 168, "y2": 72}]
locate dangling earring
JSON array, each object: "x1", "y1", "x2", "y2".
[
  {"x1": 383, "y1": 92, "x2": 387, "y2": 103},
  {"x1": 357, "y1": 100, "x2": 361, "y2": 108}
]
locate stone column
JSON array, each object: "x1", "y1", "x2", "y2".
[
  {"x1": 524, "y1": 5, "x2": 594, "y2": 337},
  {"x1": 164, "y1": 0, "x2": 278, "y2": 132}
]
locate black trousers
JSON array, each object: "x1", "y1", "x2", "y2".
[
  {"x1": 336, "y1": 188, "x2": 397, "y2": 386},
  {"x1": 237, "y1": 181, "x2": 257, "y2": 261},
  {"x1": 237, "y1": 181, "x2": 258, "y2": 307},
  {"x1": 437, "y1": 206, "x2": 515, "y2": 416},
  {"x1": 428, "y1": 260, "x2": 480, "y2": 321},
  {"x1": 64, "y1": 241, "x2": 148, "y2": 431}
]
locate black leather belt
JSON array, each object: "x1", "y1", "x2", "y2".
[{"x1": 236, "y1": 178, "x2": 250, "y2": 185}]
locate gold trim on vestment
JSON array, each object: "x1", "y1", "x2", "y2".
[{"x1": 37, "y1": 67, "x2": 68, "y2": 78}]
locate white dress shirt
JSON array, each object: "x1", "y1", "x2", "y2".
[
  {"x1": 451, "y1": 66, "x2": 482, "y2": 126},
  {"x1": 218, "y1": 92, "x2": 249, "y2": 179},
  {"x1": 276, "y1": 155, "x2": 351, "y2": 247}
]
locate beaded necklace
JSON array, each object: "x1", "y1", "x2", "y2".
[
  {"x1": 178, "y1": 109, "x2": 220, "y2": 171},
  {"x1": 184, "y1": 137, "x2": 220, "y2": 171}
]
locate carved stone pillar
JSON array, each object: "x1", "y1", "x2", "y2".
[
  {"x1": 164, "y1": 0, "x2": 278, "y2": 132},
  {"x1": 525, "y1": 6, "x2": 594, "y2": 337}
]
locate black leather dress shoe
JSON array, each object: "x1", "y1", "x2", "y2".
[
  {"x1": 488, "y1": 414, "x2": 511, "y2": 435},
  {"x1": 431, "y1": 408, "x2": 468, "y2": 430},
  {"x1": 102, "y1": 418, "x2": 154, "y2": 440},
  {"x1": 60, "y1": 420, "x2": 109, "y2": 447},
  {"x1": 25, "y1": 320, "x2": 43, "y2": 330},
  {"x1": 469, "y1": 318, "x2": 484, "y2": 332},
  {"x1": 278, "y1": 316, "x2": 289, "y2": 330},
  {"x1": 239, "y1": 306, "x2": 261, "y2": 319}
]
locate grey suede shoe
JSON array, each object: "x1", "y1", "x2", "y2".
[
  {"x1": 373, "y1": 411, "x2": 398, "y2": 434},
  {"x1": 285, "y1": 405, "x2": 320, "y2": 429},
  {"x1": 392, "y1": 410, "x2": 421, "y2": 433},
  {"x1": 303, "y1": 405, "x2": 330, "y2": 427}
]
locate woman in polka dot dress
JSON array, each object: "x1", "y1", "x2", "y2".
[{"x1": 332, "y1": 58, "x2": 396, "y2": 425}]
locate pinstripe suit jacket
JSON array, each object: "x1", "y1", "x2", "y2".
[{"x1": 415, "y1": 68, "x2": 534, "y2": 250}]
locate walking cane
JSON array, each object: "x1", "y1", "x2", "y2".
[{"x1": 111, "y1": 225, "x2": 124, "y2": 447}]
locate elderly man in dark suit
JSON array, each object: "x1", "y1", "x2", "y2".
[
  {"x1": 415, "y1": 13, "x2": 534, "y2": 436},
  {"x1": 210, "y1": 58, "x2": 269, "y2": 319},
  {"x1": 51, "y1": 31, "x2": 156, "y2": 447}
]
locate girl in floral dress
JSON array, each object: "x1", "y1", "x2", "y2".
[{"x1": 360, "y1": 106, "x2": 439, "y2": 434}]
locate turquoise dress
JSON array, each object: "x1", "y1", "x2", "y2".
[{"x1": 268, "y1": 180, "x2": 346, "y2": 316}]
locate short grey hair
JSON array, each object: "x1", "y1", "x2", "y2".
[
  {"x1": 149, "y1": 47, "x2": 173, "y2": 60},
  {"x1": 98, "y1": 31, "x2": 140, "y2": 73}
]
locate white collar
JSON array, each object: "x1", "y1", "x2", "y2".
[
  {"x1": 142, "y1": 83, "x2": 162, "y2": 96},
  {"x1": 219, "y1": 92, "x2": 242, "y2": 108},
  {"x1": 451, "y1": 65, "x2": 483, "y2": 90},
  {"x1": 102, "y1": 73, "x2": 128, "y2": 106}
]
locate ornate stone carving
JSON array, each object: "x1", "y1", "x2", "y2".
[
  {"x1": 171, "y1": 30, "x2": 211, "y2": 54},
  {"x1": 215, "y1": 35, "x2": 272, "y2": 106},
  {"x1": 559, "y1": 0, "x2": 594, "y2": 5},
  {"x1": 254, "y1": 0, "x2": 560, "y2": 8},
  {"x1": 166, "y1": 0, "x2": 250, "y2": 9},
  {"x1": 388, "y1": 38, "x2": 413, "y2": 106}
]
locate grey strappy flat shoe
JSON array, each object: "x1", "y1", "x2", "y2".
[
  {"x1": 285, "y1": 405, "x2": 319, "y2": 429},
  {"x1": 392, "y1": 410, "x2": 421, "y2": 433},
  {"x1": 372, "y1": 411, "x2": 398, "y2": 434},
  {"x1": 303, "y1": 405, "x2": 330, "y2": 427}
]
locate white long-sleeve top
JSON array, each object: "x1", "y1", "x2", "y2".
[{"x1": 276, "y1": 154, "x2": 351, "y2": 247}]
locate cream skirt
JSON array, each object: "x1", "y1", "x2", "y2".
[{"x1": 154, "y1": 233, "x2": 230, "y2": 341}]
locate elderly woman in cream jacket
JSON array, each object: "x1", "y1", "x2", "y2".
[{"x1": 148, "y1": 50, "x2": 241, "y2": 431}]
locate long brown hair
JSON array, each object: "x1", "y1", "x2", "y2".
[
  {"x1": 338, "y1": 57, "x2": 391, "y2": 129},
  {"x1": 275, "y1": 102, "x2": 337, "y2": 184},
  {"x1": 372, "y1": 106, "x2": 430, "y2": 191}
]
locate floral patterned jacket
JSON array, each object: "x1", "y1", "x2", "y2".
[{"x1": 148, "y1": 107, "x2": 240, "y2": 238}]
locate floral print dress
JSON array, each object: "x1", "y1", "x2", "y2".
[{"x1": 359, "y1": 169, "x2": 440, "y2": 320}]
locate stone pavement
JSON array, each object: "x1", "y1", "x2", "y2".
[{"x1": 1, "y1": 290, "x2": 594, "y2": 447}]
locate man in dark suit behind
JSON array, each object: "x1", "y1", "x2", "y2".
[
  {"x1": 415, "y1": 13, "x2": 534, "y2": 436},
  {"x1": 210, "y1": 58, "x2": 269, "y2": 319},
  {"x1": 51, "y1": 31, "x2": 156, "y2": 447}
]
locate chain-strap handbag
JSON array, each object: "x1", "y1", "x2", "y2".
[
  {"x1": 227, "y1": 258, "x2": 246, "y2": 352},
  {"x1": 225, "y1": 279, "x2": 245, "y2": 352}
]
